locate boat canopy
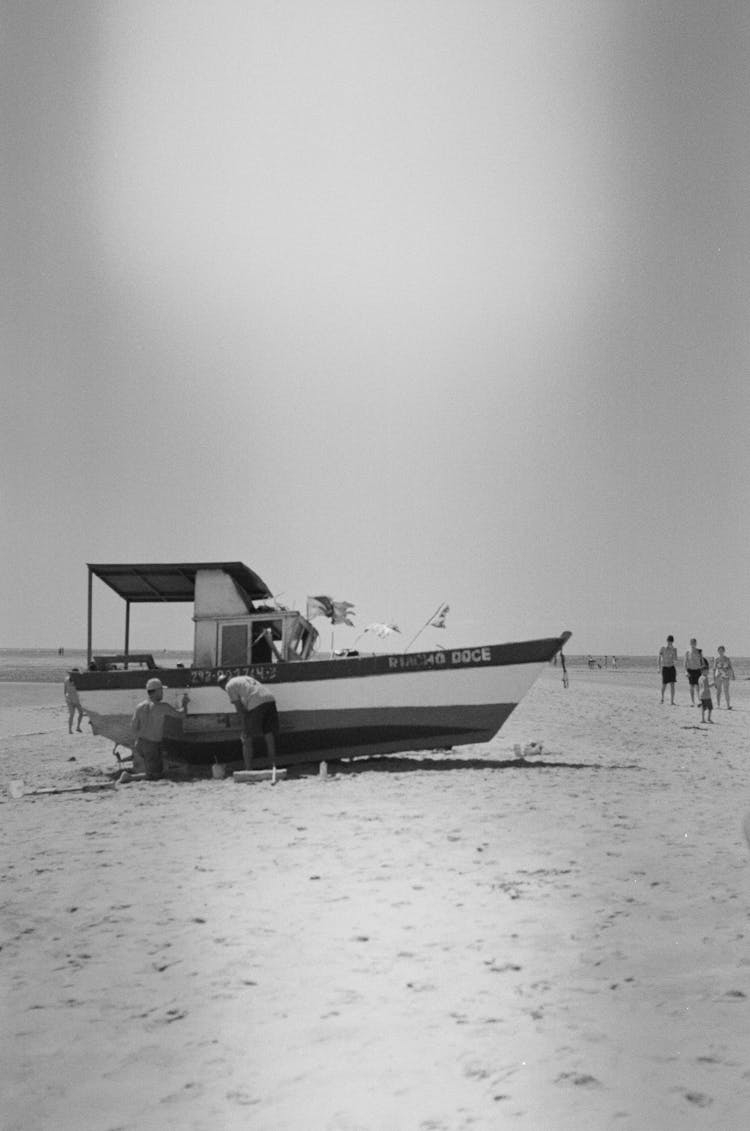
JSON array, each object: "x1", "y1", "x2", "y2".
[
  {"x1": 87, "y1": 562, "x2": 271, "y2": 605},
  {"x1": 86, "y1": 562, "x2": 274, "y2": 666}
]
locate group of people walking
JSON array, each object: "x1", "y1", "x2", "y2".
[{"x1": 658, "y1": 636, "x2": 735, "y2": 720}]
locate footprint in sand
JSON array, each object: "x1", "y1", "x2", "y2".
[
  {"x1": 555, "y1": 1072, "x2": 601, "y2": 1088},
  {"x1": 226, "y1": 1089, "x2": 261, "y2": 1106},
  {"x1": 683, "y1": 1091, "x2": 713, "y2": 1107},
  {"x1": 159, "y1": 1081, "x2": 204, "y2": 1104}
]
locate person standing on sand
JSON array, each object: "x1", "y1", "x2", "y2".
[
  {"x1": 130, "y1": 677, "x2": 189, "y2": 780},
  {"x1": 698, "y1": 660, "x2": 714, "y2": 723},
  {"x1": 658, "y1": 635, "x2": 678, "y2": 704},
  {"x1": 218, "y1": 673, "x2": 279, "y2": 771},
  {"x1": 713, "y1": 646, "x2": 735, "y2": 709},
  {"x1": 685, "y1": 638, "x2": 703, "y2": 706},
  {"x1": 63, "y1": 670, "x2": 84, "y2": 733}
]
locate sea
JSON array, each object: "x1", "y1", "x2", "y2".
[
  {"x1": 1, "y1": 648, "x2": 748, "y2": 682},
  {"x1": 0, "y1": 648, "x2": 193, "y2": 683}
]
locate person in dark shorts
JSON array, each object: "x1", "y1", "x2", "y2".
[
  {"x1": 218, "y1": 673, "x2": 279, "y2": 770},
  {"x1": 685, "y1": 638, "x2": 703, "y2": 706},
  {"x1": 698, "y1": 660, "x2": 713, "y2": 723},
  {"x1": 658, "y1": 635, "x2": 678, "y2": 704}
]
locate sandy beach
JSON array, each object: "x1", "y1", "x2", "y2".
[{"x1": 2, "y1": 664, "x2": 750, "y2": 1129}]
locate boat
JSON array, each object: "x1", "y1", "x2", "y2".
[{"x1": 72, "y1": 562, "x2": 571, "y2": 770}]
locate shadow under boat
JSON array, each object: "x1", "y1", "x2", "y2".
[
  {"x1": 310, "y1": 753, "x2": 642, "y2": 776},
  {"x1": 137, "y1": 750, "x2": 641, "y2": 781}
]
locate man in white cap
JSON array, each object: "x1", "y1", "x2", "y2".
[
  {"x1": 130, "y1": 678, "x2": 189, "y2": 780},
  {"x1": 218, "y1": 673, "x2": 278, "y2": 771}
]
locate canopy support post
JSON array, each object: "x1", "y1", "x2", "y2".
[
  {"x1": 87, "y1": 567, "x2": 93, "y2": 669},
  {"x1": 124, "y1": 601, "x2": 131, "y2": 668}
]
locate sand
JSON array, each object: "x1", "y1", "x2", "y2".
[{"x1": 2, "y1": 667, "x2": 750, "y2": 1129}]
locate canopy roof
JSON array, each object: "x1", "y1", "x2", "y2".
[{"x1": 87, "y1": 561, "x2": 271, "y2": 606}]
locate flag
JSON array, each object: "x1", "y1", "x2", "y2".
[
  {"x1": 364, "y1": 622, "x2": 401, "y2": 639},
  {"x1": 307, "y1": 595, "x2": 356, "y2": 626},
  {"x1": 306, "y1": 595, "x2": 334, "y2": 621},
  {"x1": 332, "y1": 600, "x2": 356, "y2": 626},
  {"x1": 430, "y1": 603, "x2": 449, "y2": 629}
]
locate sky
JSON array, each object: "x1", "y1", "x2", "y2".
[{"x1": 2, "y1": 1, "x2": 750, "y2": 656}]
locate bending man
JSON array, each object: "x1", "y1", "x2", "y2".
[{"x1": 218, "y1": 673, "x2": 279, "y2": 771}]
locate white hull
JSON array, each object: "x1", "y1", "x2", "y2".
[{"x1": 75, "y1": 636, "x2": 568, "y2": 767}]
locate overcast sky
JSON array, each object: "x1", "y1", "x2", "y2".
[{"x1": 3, "y1": 1, "x2": 749, "y2": 655}]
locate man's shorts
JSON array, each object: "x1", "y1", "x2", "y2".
[
  {"x1": 241, "y1": 701, "x2": 279, "y2": 738},
  {"x1": 134, "y1": 737, "x2": 163, "y2": 779},
  {"x1": 661, "y1": 665, "x2": 676, "y2": 685},
  {"x1": 687, "y1": 669, "x2": 701, "y2": 686}
]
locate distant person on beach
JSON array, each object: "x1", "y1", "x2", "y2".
[
  {"x1": 130, "y1": 677, "x2": 189, "y2": 780},
  {"x1": 63, "y1": 670, "x2": 84, "y2": 733},
  {"x1": 685, "y1": 638, "x2": 703, "y2": 706},
  {"x1": 218, "y1": 673, "x2": 279, "y2": 771},
  {"x1": 698, "y1": 660, "x2": 713, "y2": 723},
  {"x1": 658, "y1": 636, "x2": 678, "y2": 704},
  {"x1": 713, "y1": 646, "x2": 735, "y2": 709}
]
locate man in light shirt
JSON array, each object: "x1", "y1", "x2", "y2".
[
  {"x1": 218, "y1": 673, "x2": 279, "y2": 770},
  {"x1": 131, "y1": 677, "x2": 189, "y2": 779}
]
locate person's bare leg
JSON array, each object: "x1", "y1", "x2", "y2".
[
  {"x1": 265, "y1": 732, "x2": 276, "y2": 768},
  {"x1": 241, "y1": 734, "x2": 254, "y2": 770}
]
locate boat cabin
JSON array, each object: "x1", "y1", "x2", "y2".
[{"x1": 86, "y1": 561, "x2": 318, "y2": 670}]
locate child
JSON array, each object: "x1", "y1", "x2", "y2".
[{"x1": 698, "y1": 661, "x2": 713, "y2": 723}]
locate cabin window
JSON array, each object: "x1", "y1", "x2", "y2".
[
  {"x1": 251, "y1": 619, "x2": 283, "y2": 662},
  {"x1": 220, "y1": 624, "x2": 248, "y2": 667}
]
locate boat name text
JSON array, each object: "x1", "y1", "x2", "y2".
[{"x1": 388, "y1": 647, "x2": 492, "y2": 671}]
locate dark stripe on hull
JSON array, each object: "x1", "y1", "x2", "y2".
[{"x1": 160, "y1": 703, "x2": 518, "y2": 767}]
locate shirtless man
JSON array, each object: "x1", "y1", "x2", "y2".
[
  {"x1": 685, "y1": 638, "x2": 703, "y2": 706},
  {"x1": 658, "y1": 635, "x2": 678, "y2": 704}
]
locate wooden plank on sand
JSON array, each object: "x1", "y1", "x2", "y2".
[
  {"x1": 233, "y1": 769, "x2": 287, "y2": 784},
  {"x1": 8, "y1": 781, "x2": 117, "y2": 798}
]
